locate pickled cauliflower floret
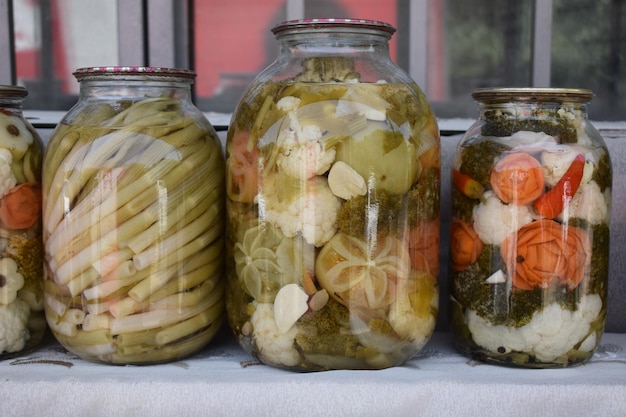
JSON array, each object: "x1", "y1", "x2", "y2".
[
  {"x1": 467, "y1": 294, "x2": 602, "y2": 362},
  {"x1": 472, "y1": 191, "x2": 535, "y2": 245},
  {"x1": 262, "y1": 176, "x2": 341, "y2": 247},
  {"x1": 388, "y1": 276, "x2": 438, "y2": 348},
  {"x1": 541, "y1": 148, "x2": 594, "y2": 187},
  {"x1": 0, "y1": 298, "x2": 30, "y2": 354},
  {"x1": 0, "y1": 148, "x2": 17, "y2": 199},
  {"x1": 276, "y1": 96, "x2": 301, "y2": 113},
  {"x1": 249, "y1": 302, "x2": 300, "y2": 367},
  {"x1": 0, "y1": 257, "x2": 25, "y2": 305},
  {"x1": 276, "y1": 129, "x2": 336, "y2": 180},
  {"x1": 558, "y1": 180, "x2": 609, "y2": 225},
  {"x1": 506, "y1": 130, "x2": 557, "y2": 150}
]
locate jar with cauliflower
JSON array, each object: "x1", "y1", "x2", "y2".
[
  {"x1": 449, "y1": 88, "x2": 611, "y2": 368},
  {"x1": 225, "y1": 19, "x2": 440, "y2": 371},
  {"x1": 42, "y1": 68, "x2": 226, "y2": 364},
  {"x1": 0, "y1": 86, "x2": 46, "y2": 359}
]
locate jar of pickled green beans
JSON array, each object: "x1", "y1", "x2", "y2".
[
  {"x1": 225, "y1": 19, "x2": 440, "y2": 371},
  {"x1": 42, "y1": 67, "x2": 226, "y2": 364},
  {"x1": 0, "y1": 85, "x2": 46, "y2": 360}
]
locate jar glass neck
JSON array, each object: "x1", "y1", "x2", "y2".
[
  {"x1": 0, "y1": 97, "x2": 25, "y2": 115},
  {"x1": 478, "y1": 100, "x2": 589, "y2": 118},
  {"x1": 78, "y1": 80, "x2": 193, "y2": 101},
  {"x1": 276, "y1": 31, "x2": 391, "y2": 57}
]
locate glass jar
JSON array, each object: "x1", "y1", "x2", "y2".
[
  {"x1": 42, "y1": 67, "x2": 226, "y2": 364},
  {"x1": 449, "y1": 88, "x2": 611, "y2": 368},
  {"x1": 0, "y1": 86, "x2": 46, "y2": 360},
  {"x1": 225, "y1": 19, "x2": 440, "y2": 371}
]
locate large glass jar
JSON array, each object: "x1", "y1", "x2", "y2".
[
  {"x1": 0, "y1": 86, "x2": 46, "y2": 359},
  {"x1": 225, "y1": 19, "x2": 440, "y2": 371},
  {"x1": 42, "y1": 67, "x2": 226, "y2": 364},
  {"x1": 449, "y1": 88, "x2": 611, "y2": 368}
]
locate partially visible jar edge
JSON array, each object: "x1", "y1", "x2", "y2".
[{"x1": 0, "y1": 85, "x2": 28, "y2": 98}]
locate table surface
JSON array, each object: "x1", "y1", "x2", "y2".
[{"x1": 1, "y1": 330, "x2": 625, "y2": 417}]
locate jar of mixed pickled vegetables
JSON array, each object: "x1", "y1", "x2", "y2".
[
  {"x1": 0, "y1": 86, "x2": 46, "y2": 359},
  {"x1": 42, "y1": 67, "x2": 226, "y2": 364},
  {"x1": 225, "y1": 19, "x2": 440, "y2": 371},
  {"x1": 449, "y1": 88, "x2": 611, "y2": 368}
]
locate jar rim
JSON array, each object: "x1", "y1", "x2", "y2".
[
  {"x1": 271, "y1": 18, "x2": 396, "y2": 36},
  {"x1": 0, "y1": 85, "x2": 28, "y2": 98},
  {"x1": 472, "y1": 87, "x2": 593, "y2": 102},
  {"x1": 73, "y1": 66, "x2": 196, "y2": 82}
]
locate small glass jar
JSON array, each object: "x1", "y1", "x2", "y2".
[
  {"x1": 0, "y1": 85, "x2": 46, "y2": 360},
  {"x1": 42, "y1": 67, "x2": 226, "y2": 364},
  {"x1": 449, "y1": 88, "x2": 611, "y2": 368},
  {"x1": 225, "y1": 19, "x2": 441, "y2": 371}
]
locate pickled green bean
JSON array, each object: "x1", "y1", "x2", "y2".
[
  {"x1": 131, "y1": 206, "x2": 220, "y2": 271},
  {"x1": 47, "y1": 142, "x2": 213, "y2": 259},
  {"x1": 155, "y1": 301, "x2": 223, "y2": 345},
  {"x1": 126, "y1": 178, "x2": 223, "y2": 254},
  {"x1": 148, "y1": 244, "x2": 224, "y2": 302},
  {"x1": 110, "y1": 285, "x2": 222, "y2": 335},
  {"x1": 112, "y1": 319, "x2": 221, "y2": 364},
  {"x1": 49, "y1": 147, "x2": 214, "y2": 269},
  {"x1": 82, "y1": 313, "x2": 111, "y2": 331}
]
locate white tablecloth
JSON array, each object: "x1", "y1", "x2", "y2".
[{"x1": 1, "y1": 330, "x2": 625, "y2": 417}]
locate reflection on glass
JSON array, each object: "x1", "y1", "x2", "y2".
[
  {"x1": 192, "y1": 0, "x2": 400, "y2": 113},
  {"x1": 14, "y1": 0, "x2": 119, "y2": 111}
]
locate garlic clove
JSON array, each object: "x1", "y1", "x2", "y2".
[
  {"x1": 274, "y1": 283, "x2": 309, "y2": 334},
  {"x1": 308, "y1": 289, "x2": 329, "y2": 311},
  {"x1": 328, "y1": 160, "x2": 367, "y2": 200}
]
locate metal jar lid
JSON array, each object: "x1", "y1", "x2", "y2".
[
  {"x1": 472, "y1": 87, "x2": 594, "y2": 103},
  {"x1": 73, "y1": 66, "x2": 196, "y2": 83},
  {"x1": 271, "y1": 18, "x2": 396, "y2": 36},
  {"x1": 0, "y1": 85, "x2": 28, "y2": 98}
]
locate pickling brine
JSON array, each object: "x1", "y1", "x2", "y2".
[
  {"x1": 42, "y1": 67, "x2": 226, "y2": 364},
  {"x1": 225, "y1": 19, "x2": 440, "y2": 371},
  {"x1": 449, "y1": 88, "x2": 611, "y2": 368}
]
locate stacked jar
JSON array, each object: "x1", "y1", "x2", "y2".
[
  {"x1": 42, "y1": 67, "x2": 226, "y2": 364},
  {"x1": 0, "y1": 85, "x2": 46, "y2": 359},
  {"x1": 225, "y1": 19, "x2": 441, "y2": 371},
  {"x1": 449, "y1": 88, "x2": 611, "y2": 368}
]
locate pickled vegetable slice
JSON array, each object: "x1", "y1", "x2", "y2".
[
  {"x1": 234, "y1": 223, "x2": 301, "y2": 302},
  {"x1": 315, "y1": 233, "x2": 411, "y2": 310},
  {"x1": 335, "y1": 121, "x2": 419, "y2": 195}
]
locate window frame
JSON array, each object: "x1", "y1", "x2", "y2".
[
  {"x1": 2, "y1": 0, "x2": 554, "y2": 95},
  {"x1": 5, "y1": 0, "x2": 626, "y2": 133}
]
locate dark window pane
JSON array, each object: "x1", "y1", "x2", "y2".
[
  {"x1": 437, "y1": 0, "x2": 533, "y2": 118},
  {"x1": 552, "y1": 0, "x2": 626, "y2": 120}
]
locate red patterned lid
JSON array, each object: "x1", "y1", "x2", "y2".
[{"x1": 73, "y1": 66, "x2": 196, "y2": 81}]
